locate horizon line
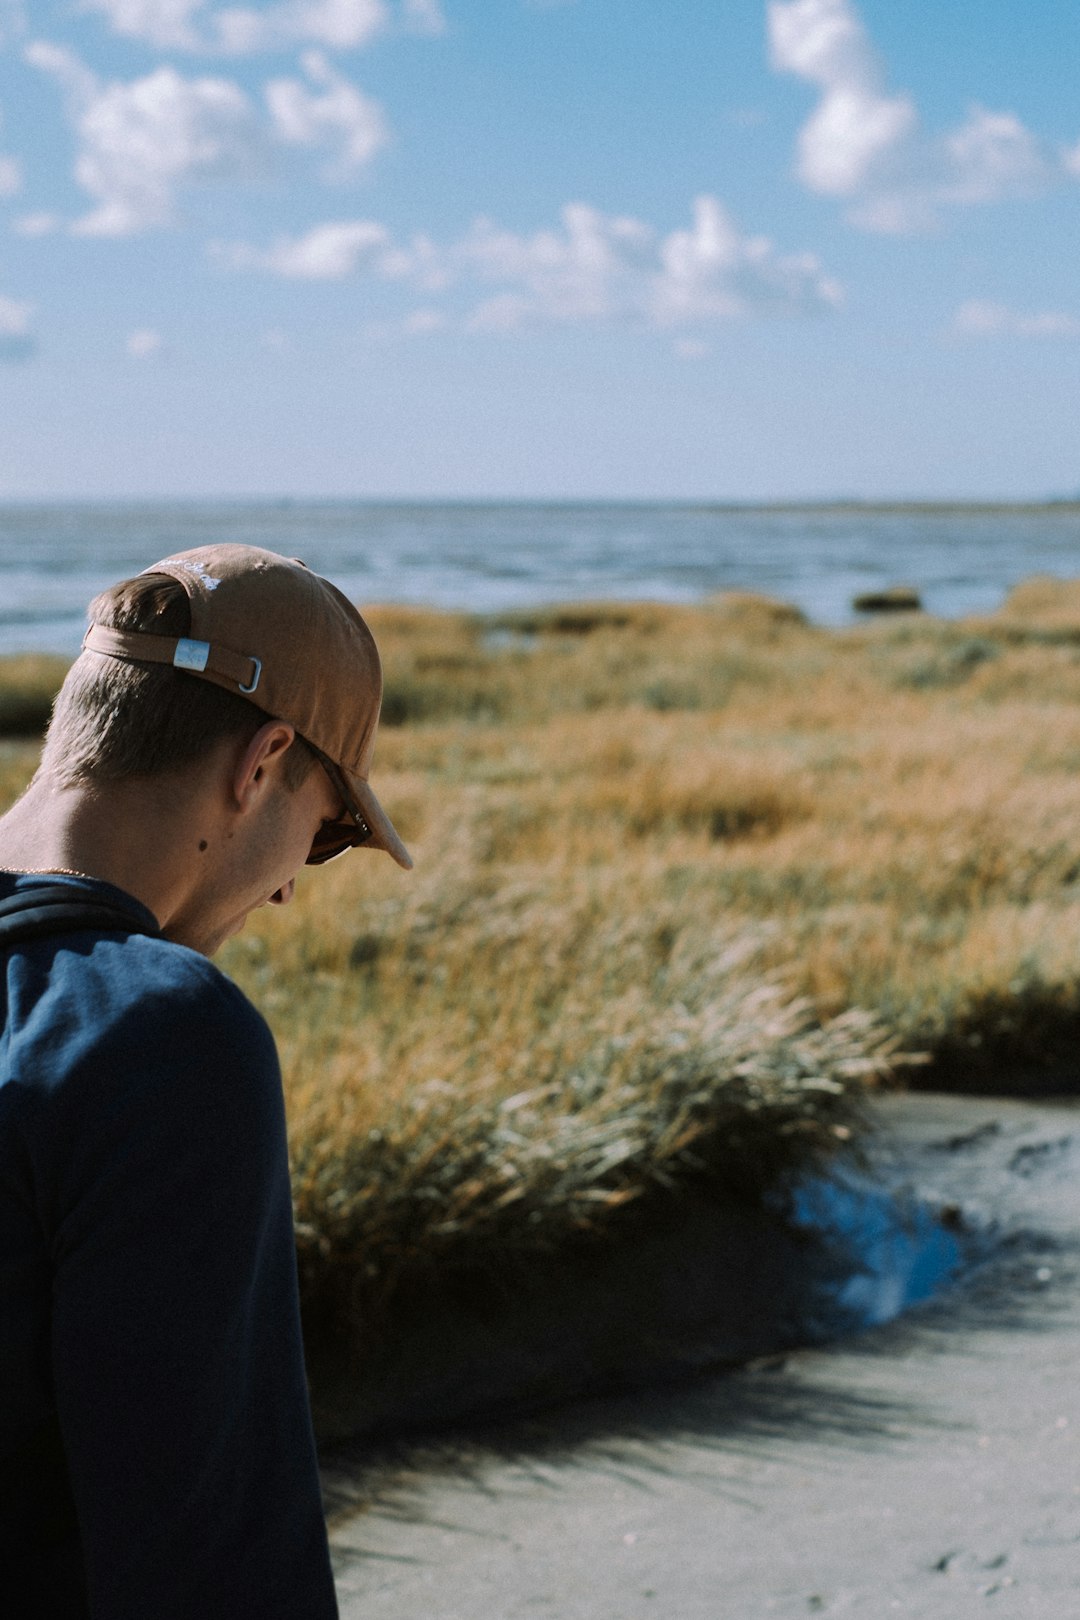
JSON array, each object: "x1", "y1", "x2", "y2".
[{"x1": 0, "y1": 495, "x2": 1077, "y2": 511}]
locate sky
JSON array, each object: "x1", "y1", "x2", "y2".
[{"x1": 0, "y1": 0, "x2": 1078, "y2": 500}]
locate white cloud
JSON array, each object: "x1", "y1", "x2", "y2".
[
  {"x1": 78, "y1": 0, "x2": 207, "y2": 49},
  {"x1": 451, "y1": 197, "x2": 841, "y2": 329},
  {"x1": 0, "y1": 292, "x2": 35, "y2": 360},
  {"x1": 217, "y1": 217, "x2": 390, "y2": 277},
  {"x1": 769, "y1": 0, "x2": 1054, "y2": 232},
  {"x1": 1063, "y1": 140, "x2": 1080, "y2": 179},
  {"x1": 220, "y1": 196, "x2": 843, "y2": 331},
  {"x1": 23, "y1": 41, "x2": 98, "y2": 105},
  {"x1": 455, "y1": 203, "x2": 655, "y2": 324},
  {"x1": 28, "y1": 41, "x2": 389, "y2": 235},
  {"x1": 79, "y1": 0, "x2": 441, "y2": 51},
  {"x1": 0, "y1": 154, "x2": 21, "y2": 197},
  {"x1": 27, "y1": 43, "x2": 264, "y2": 235},
  {"x1": 651, "y1": 194, "x2": 843, "y2": 325},
  {"x1": 940, "y1": 106, "x2": 1046, "y2": 205},
  {"x1": 12, "y1": 211, "x2": 60, "y2": 236},
  {"x1": 952, "y1": 300, "x2": 1080, "y2": 340},
  {"x1": 768, "y1": 0, "x2": 915, "y2": 196},
  {"x1": 0, "y1": 293, "x2": 32, "y2": 334},
  {"x1": 213, "y1": 0, "x2": 387, "y2": 52},
  {"x1": 127, "y1": 326, "x2": 164, "y2": 356},
  {"x1": 265, "y1": 51, "x2": 387, "y2": 176}
]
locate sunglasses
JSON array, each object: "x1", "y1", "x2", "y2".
[{"x1": 307, "y1": 750, "x2": 374, "y2": 865}]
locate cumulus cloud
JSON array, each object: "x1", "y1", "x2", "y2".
[
  {"x1": 0, "y1": 292, "x2": 35, "y2": 361},
  {"x1": 213, "y1": 0, "x2": 387, "y2": 52},
  {"x1": 27, "y1": 42, "x2": 262, "y2": 235},
  {"x1": 454, "y1": 198, "x2": 842, "y2": 329},
  {"x1": 952, "y1": 300, "x2": 1080, "y2": 340},
  {"x1": 127, "y1": 326, "x2": 164, "y2": 356},
  {"x1": 28, "y1": 41, "x2": 389, "y2": 233},
  {"x1": 940, "y1": 106, "x2": 1046, "y2": 205},
  {"x1": 216, "y1": 217, "x2": 391, "y2": 277},
  {"x1": 456, "y1": 203, "x2": 654, "y2": 326},
  {"x1": 81, "y1": 0, "x2": 443, "y2": 50},
  {"x1": 769, "y1": 0, "x2": 1056, "y2": 232},
  {"x1": 78, "y1": 0, "x2": 207, "y2": 49},
  {"x1": 651, "y1": 194, "x2": 843, "y2": 324},
  {"x1": 219, "y1": 196, "x2": 843, "y2": 332},
  {"x1": 266, "y1": 51, "x2": 387, "y2": 176},
  {"x1": 768, "y1": 0, "x2": 915, "y2": 196}
]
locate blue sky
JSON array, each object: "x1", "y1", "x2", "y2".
[{"x1": 0, "y1": 0, "x2": 1078, "y2": 499}]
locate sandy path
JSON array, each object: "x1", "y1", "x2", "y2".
[{"x1": 326, "y1": 1094, "x2": 1080, "y2": 1618}]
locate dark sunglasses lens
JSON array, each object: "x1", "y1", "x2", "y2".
[{"x1": 307, "y1": 818, "x2": 359, "y2": 865}]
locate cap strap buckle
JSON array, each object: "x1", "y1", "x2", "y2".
[
  {"x1": 173, "y1": 638, "x2": 210, "y2": 673},
  {"x1": 84, "y1": 624, "x2": 261, "y2": 697},
  {"x1": 238, "y1": 657, "x2": 261, "y2": 694}
]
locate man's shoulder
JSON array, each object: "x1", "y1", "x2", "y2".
[
  {"x1": 39, "y1": 937, "x2": 270, "y2": 1060},
  {"x1": 1, "y1": 880, "x2": 275, "y2": 1100},
  {"x1": 91, "y1": 930, "x2": 268, "y2": 1035}
]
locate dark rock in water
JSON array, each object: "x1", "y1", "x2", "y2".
[{"x1": 853, "y1": 585, "x2": 923, "y2": 613}]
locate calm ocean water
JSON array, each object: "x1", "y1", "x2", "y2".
[{"x1": 0, "y1": 501, "x2": 1078, "y2": 656}]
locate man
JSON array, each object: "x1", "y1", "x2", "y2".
[{"x1": 0, "y1": 544, "x2": 411, "y2": 1618}]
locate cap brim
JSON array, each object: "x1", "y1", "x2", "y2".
[{"x1": 349, "y1": 773, "x2": 413, "y2": 870}]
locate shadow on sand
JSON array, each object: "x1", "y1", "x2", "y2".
[{"x1": 321, "y1": 1096, "x2": 1080, "y2": 1529}]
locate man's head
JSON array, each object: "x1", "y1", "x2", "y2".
[{"x1": 43, "y1": 544, "x2": 410, "y2": 872}]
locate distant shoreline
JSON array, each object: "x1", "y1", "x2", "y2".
[
  {"x1": 0, "y1": 496, "x2": 1077, "y2": 513},
  {"x1": 2, "y1": 503, "x2": 1077, "y2": 656}
]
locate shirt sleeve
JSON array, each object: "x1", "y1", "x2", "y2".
[{"x1": 43, "y1": 956, "x2": 339, "y2": 1620}]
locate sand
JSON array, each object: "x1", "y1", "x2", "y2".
[{"x1": 325, "y1": 1093, "x2": 1080, "y2": 1618}]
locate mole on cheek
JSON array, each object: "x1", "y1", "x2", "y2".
[{"x1": 199, "y1": 840, "x2": 208, "y2": 853}]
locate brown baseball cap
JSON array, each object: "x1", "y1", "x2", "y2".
[{"x1": 82, "y1": 543, "x2": 412, "y2": 869}]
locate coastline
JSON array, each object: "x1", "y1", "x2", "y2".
[
  {"x1": 326, "y1": 1090, "x2": 1080, "y2": 1617},
  {"x1": 3, "y1": 504, "x2": 1079, "y2": 655}
]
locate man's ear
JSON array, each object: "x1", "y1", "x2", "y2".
[{"x1": 231, "y1": 722, "x2": 297, "y2": 811}]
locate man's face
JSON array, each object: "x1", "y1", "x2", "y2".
[{"x1": 168, "y1": 758, "x2": 342, "y2": 956}]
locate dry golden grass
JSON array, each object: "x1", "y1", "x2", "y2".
[
  {"x1": 0, "y1": 655, "x2": 68, "y2": 736},
  {"x1": 226, "y1": 580, "x2": 1080, "y2": 1326},
  {"x1": 4, "y1": 578, "x2": 1080, "y2": 1345}
]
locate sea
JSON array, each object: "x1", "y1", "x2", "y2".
[{"x1": 1, "y1": 500, "x2": 1079, "y2": 657}]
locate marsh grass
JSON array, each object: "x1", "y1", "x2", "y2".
[
  {"x1": 0, "y1": 655, "x2": 67, "y2": 737},
  {"x1": 225, "y1": 580, "x2": 1080, "y2": 1339},
  {"x1": 4, "y1": 582, "x2": 1080, "y2": 1371}
]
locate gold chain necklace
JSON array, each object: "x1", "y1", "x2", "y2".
[{"x1": 0, "y1": 866, "x2": 99, "y2": 881}]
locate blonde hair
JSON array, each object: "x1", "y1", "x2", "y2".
[{"x1": 42, "y1": 573, "x2": 316, "y2": 789}]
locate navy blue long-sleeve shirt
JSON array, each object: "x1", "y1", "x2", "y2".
[{"x1": 0, "y1": 874, "x2": 339, "y2": 1619}]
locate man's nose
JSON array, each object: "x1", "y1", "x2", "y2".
[{"x1": 268, "y1": 879, "x2": 296, "y2": 907}]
